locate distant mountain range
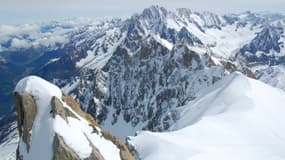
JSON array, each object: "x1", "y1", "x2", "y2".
[{"x1": 1, "y1": 5, "x2": 285, "y2": 160}]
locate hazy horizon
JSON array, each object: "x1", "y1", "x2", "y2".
[{"x1": 1, "y1": 0, "x2": 285, "y2": 24}]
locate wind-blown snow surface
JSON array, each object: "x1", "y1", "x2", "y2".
[
  {"x1": 129, "y1": 73, "x2": 285, "y2": 160},
  {"x1": 14, "y1": 76, "x2": 121, "y2": 160}
]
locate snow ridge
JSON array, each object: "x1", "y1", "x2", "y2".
[{"x1": 129, "y1": 72, "x2": 285, "y2": 160}]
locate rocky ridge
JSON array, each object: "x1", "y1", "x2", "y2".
[{"x1": 13, "y1": 76, "x2": 134, "y2": 160}]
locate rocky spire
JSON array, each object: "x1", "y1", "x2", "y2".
[{"x1": 13, "y1": 76, "x2": 134, "y2": 160}]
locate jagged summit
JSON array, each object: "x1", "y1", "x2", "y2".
[
  {"x1": 240, "y1": 25, "x2": 284, "y2": 64},
  {"x1": 1, "y1": 5, "x2": 285, "y2": 160},
  {"x1": 13, "y1": 76, "x2": 134, "y2": 160},
  {"x1": 141, "y1": 5, "x2": 168, "y2": 19}
]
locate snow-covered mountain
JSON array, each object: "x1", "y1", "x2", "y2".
[
  {"x1": 128, "y1": 72, "x2": 285, "y2": 160},
  {"x1": 12, "y1": 76, "x2": 134, "y2": 160},
  {"x1": 64, "y1": 6, "x2": 285, "y2": 138},
  {"x1": 1, "y1": 5, "x2": 285, "y2": 160}
]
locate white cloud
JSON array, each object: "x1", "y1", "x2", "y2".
[
  {"x1": 10, "y1": 38, "x2": 32, "y2": 49},
  {"x1": 35, "y1": 35, "x2": 68, "y2": 47},
  {"x1": 0, "y1": 22, "x2": 74, "y2": 50}
]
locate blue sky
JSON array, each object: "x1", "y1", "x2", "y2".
[{"x1": 1, "y1": 0, "x2": 285, "y2": 24}]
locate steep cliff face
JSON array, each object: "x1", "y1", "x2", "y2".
[
  {"x1": 70, "y1": 35, "x2": 256, "y2": 138},
  {"x1": 240, "y1": 25, "x2": 285, "y2": 64},
  {"x1": 13, "y1": 76, "x2": 134, "y2": 160},
  {"x1": 59, "y1": 6, "x2": 268, "y2": 138}
]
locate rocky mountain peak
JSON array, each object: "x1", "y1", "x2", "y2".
[
  {"x1": 2, "y1": 6, "x2": 285, "y2": 160},
  {"x1": 176, "y1": 8, "x2": 193, "y2": 18},
  {"x1": 13, "y1": 76, "x2": 134, "y2": 160},
  {"x1": 141, "y1": 5, "x2": 168, "y2": 20},
  {"x1": 240, "y1": 25, "x2": 284, "y2": 64}
]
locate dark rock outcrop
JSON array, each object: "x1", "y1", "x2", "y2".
[
  {"x1": 14, "y1": 92, "x2": 37, "y2": 152},
  {"x1": 51, "y1": 96, "x2": 77, "y2": 121},
  {"x1": 53, "y1": 133, "x2": 105, "y2": 160},
  {"x1": 53, "y1": 134, "x2": 81, "y2": 160},
  {"x1": 101, "y1": 130, "x2": 134, "y2": 160},
  {"x1": 14, "y1": 89, "x2": 134, "y2": 160}
]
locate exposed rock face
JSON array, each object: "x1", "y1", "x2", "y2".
[
  {"x1": 53, "y1": 134, "x2": 105, "y2": 160},
  {"x1": 53, "y1": 134, "x2": 81, "y2": 160},
  {"x1": 13, "y1": 77, "x2": 134, "y2": 160},
  {"x1": 14, "y1": 92, "x2": 37, "y2": 152},
  {"x1": 62, "y1": 95, "x2": 98, "y2": 126},
  {"x1": 241, "y1": 26, "x2": 283, "y2": 55},
  {"x1": 72, "y1": 40, "x2": 228, "y2": 136},
  {"x1": 101, "y1": 130, "x2": 134, "y2": 160},
  {"x1": 51, "y1": 96, "x2": 106, "y2": 160},
  {"x1": 239, "y1": 25, "x2": 285, "y2": 65},
  {"x1": 51, "y1": 96, "x2": 77, "y2": 120}
]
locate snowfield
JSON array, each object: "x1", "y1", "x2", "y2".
[{"x1": 129, "y1": 72, "x2": 285, "y2": 160}]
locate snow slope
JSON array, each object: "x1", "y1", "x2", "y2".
[
  {"x1": 14, "y1": 76, "x2": 121, "y2": 160},
  {"x1": 0, "y1": 122, "x2": 18, "y2": 160},
  {"x1": 129, "y1": 72, "x2": 285, "y2": 160}
]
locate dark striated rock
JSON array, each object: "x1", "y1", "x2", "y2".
[
  {"x1": 59, "y1": 96, "x2": 134, "y2": 160},
  {"x1": 240, "y1": 25, "x2": 284, "y2": 65},
  {"x1": 242, "y1": 67, "x2": 256, "y2": 79},
  {"x1": 53, "y1": 134, "x2": 81, "y2": 160},
  {"x1": 101, "y1": 130, "x2": 134, "y2": 160},
  {"x1": 51, "y1": 96, "x2": 77, "y2": 121},
  {"x1": 14, "y1": 92, "x2": 37, "y2": 152},
  {"x1": 62, "y1": 95, "x2": 98, "y2": 127},
  {"x1": 222, "y1": 61, "x2": 237, "y2": 73},
  {"x1": 74, "y1": 39, "x2": 226, "y2": 133},
  {"x1": 14, "y1": 88, "x2": 134, "y2": 160},
  {"x1": 222, "y1": 61, "x2": 255, "y2": 79},
  {"x1": 85, "y1": 144, "x2": 105, "y2": 160},
  {"x1": 53, "y1": 134, "x2": 105, "y2": 160}
]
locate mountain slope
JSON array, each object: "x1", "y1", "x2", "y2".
[
  {"x1": 1, "y1": 6, "x2": 284, "y2": 120},
  {"x1": 1, "y1": 6, "x2": 285, "y2": 159},
  {"x1": 71, "y1": 40, "x2": 232, "y2": 138},
  {"x1": 128, "y1": 72, "x2": 285, "y2": 160},
  {"x1": 13, "y1": 76, "x2": 134, "y2": 160},
  {"x1": 0, "y1": 122, "x2": 18, "y2": 160},
  {"x1": 256, "y1": 65, "x2": 285, "y2": 91},
  {"x1": 66, "y1": 6, "x2": 263, "y2": 137}
]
